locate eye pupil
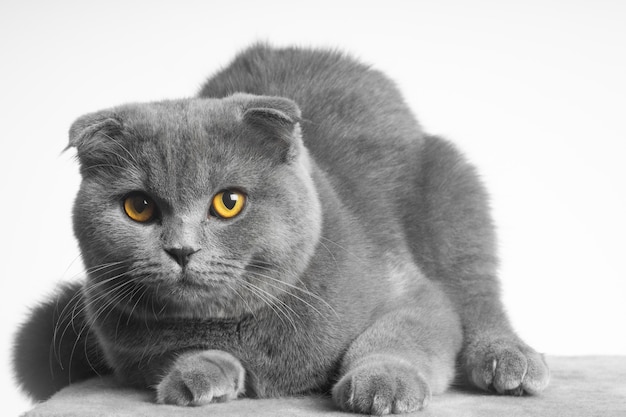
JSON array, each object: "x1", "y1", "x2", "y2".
[
  {"x1": 123, "y1": 193, "x2": 156, "y2": 223},
  {"x1": 133, "y1": 198, "x2": 149, "y2": 213},
  {"x1": 222, "y1": 193, "x2": 238, "y2": 210}
]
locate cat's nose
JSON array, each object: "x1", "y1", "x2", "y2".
[{"x1": 164, "y1": 246, "x2": 200, "y2": 268}]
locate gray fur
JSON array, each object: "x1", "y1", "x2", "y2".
[{"x1": 13, "y1": 44, "x2": 549, "y2": 414}]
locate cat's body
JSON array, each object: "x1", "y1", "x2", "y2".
[{"x1": 14, "y1": 45, "x2": 549, "y2": 414}]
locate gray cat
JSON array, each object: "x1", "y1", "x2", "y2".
[{"x1": 13, "y1": 44, "x2": 549, "y2": 415}]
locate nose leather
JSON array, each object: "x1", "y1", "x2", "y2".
[{"x1": 164, "y1": 246, "x2": 200, "y2": 268}]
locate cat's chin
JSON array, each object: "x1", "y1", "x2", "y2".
[
  {"x1": 155, "y1": 278, "x2": 250, "y2": 320},
  {"x1": 162, "y1": 303, "x2": 245, "y2": 320}
]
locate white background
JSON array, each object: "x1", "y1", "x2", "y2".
[{"x1": 1, "y1": 1, "x2": 625, "y2": 415}]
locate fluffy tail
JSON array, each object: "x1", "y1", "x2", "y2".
[{"x1": 13, "y1": 281, "x2": 110, "y2": 401}]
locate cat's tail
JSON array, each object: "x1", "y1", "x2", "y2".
[{"x1": 13, "y1": 281, "x2": 111, "y2": 401}]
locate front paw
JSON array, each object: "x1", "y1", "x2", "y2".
[
  {"x1": 156, "y1": 350, "x2": 245, "y2": 406},
  {"x1": 332, "y1": 358, "x2": 431, "y2": 415},
  {"x1": 462, "y1": 338, "x2": 550, "y2": 395}
]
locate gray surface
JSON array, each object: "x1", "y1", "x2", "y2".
[{"x1": 25, "y1": 356, "x2": 626, "y2": 417}]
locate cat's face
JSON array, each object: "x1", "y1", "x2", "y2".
[{"x1": 70, "y1": 95, "x2": 321, "y2": 319}]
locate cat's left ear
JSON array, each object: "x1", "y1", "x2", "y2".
[{"x1": 240, "y1": 95, "x2": 303, "y2": 163}]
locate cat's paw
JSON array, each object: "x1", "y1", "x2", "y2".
[
  {"x1": 462, "y1": 338, "x2": 549, "y2": 395},
  {"x1": 156, "y1": 350, "x2": 245, "y2": 406},
  {"x1": 332, "y1": 358, "x2": 431, "y2": 415}
]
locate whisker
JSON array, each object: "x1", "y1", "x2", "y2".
[
  {"x1": 100, "y1": 133, "x2": 141, "y2": 167},
  {"x1": 59, "y1": 254, "x2": 83, "y2": 280},
  {"x1": 81, "y1": 325, "x2": 103, "y2": 378},
  {"x1": 246, "y1": 262, "x2": 338, "y2": 316},
  {"x1": 126, "y1": 285, "x2": 149, "y2": 325},
  {"x1": 318, "y1": 240, "x2": 340, "y2": 273},
  {"x1": 68, "y1": 280, "x2": 139, "y2": 375},
  {"x1": 150, "y1": 283, "x2": 161, "y2": 322},
  {"x1": 320, "y1": 235, "x2": 363, "y2": 263},
  {"x1": 246, "y1": 270, "x2": 337, "y2": 319},
  {"x1": 90, "y1": 274, "x2": 144, "y2": 327},
  {"x1": 54, "y1": 266, "x2": 142, "y2": 366},
  {"x1": 82, "y1": 163, "x2": 128, "y2": 172},
  {"x1": 52, "y1": 263, "x2": 130, "y2": 363},
  {"x1": 56, "y1": 265, "x2": 133, "y2": 326},
  {"x1": 79, "y1": 277, "x2": 141, "y2": 347},
  {"x1": 239, "y1": 280, "x2": 297, "y2": 331},
  {"x1": 211, "y1": 257, "x2": 339, "y2": 321},
  {"x1": 223, "y1": 281, "x2": 257, "y2": 320},
  {"x1": 59, "y1": 280, "x2": 133, "y2": 357}
]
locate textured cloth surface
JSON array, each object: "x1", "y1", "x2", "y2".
[{"x1": 24, "y1": 356, "x2": 626, "y2": 417}]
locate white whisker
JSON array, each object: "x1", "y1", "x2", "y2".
[
  {"x1": 246, "y1": 262, "x2": 338, "y2": 318},
  {"x1": 238, "y1": 280, "x2": 298, "y2": 331},
  {"x1": 320, "y1": 235, "x2": 363, "y2": 263},
  {"x1": 246, "y1": 270, "x2": 337, "y2": 319}
]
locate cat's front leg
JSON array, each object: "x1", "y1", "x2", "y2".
[
  {"x1": 455, "y1": 289, "x2": 549, "y2": 394},
  {"x1": 333, "y1": 283, "x2": 462, "y2": 415},
  {"x1": 156, "y1": 350, "x2": 245, "y2": 406}
]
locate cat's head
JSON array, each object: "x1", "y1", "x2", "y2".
[{"x1": 69, "y1": 94, "x2": 321, "y2": 319}]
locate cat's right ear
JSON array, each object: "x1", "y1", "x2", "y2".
[
  {"x1": 68, "y1": 111, "x2": 122, "y2": 150},
  {"x1": 67, "y1": 111, "x2": 125, "y2": 170}
]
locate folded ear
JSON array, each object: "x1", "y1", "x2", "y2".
[
  {"x1": 68, "y1": 111, "x2": 122, "y2": 149},
  {"x1": 243, "y1": 96, "x2": 301, "y2": 126},
  {"x1": 67, "y1": 110, "x2": 127, "y2": 174},
  {"x1": 240, "y1": 95, "x2": 303, "y2": 163}
]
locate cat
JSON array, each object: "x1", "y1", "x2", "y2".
[{"x1": 13, "y1": 44, "x2": 549, "y2": 415}]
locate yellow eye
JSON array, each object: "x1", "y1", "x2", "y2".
[
  {"x1": 123, "y1": 193, "x2": 156, "y2": 223},
  {"x1": 210, "y1": 190, "x2": 246, "y2": 219}
]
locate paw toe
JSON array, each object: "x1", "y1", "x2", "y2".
[
  {"x1": 333, "y1": 360, "x2": 431, "y2": 415},
  {"x1": 465, "y1": 339, "x2": 550, "y2": 395},
  {"x1": 521, "y1": 352, "x2": 550, "y2": 394},
  {"x1": 470, "y1": 357, "x2": 497, "y2": 391},
  {"x1": 493, "y1": 348, "x2": 527, "y2": 393}
]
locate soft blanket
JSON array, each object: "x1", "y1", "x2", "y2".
[{"x1": 23, "y1": 356, "x2": 626, "y2": 416}]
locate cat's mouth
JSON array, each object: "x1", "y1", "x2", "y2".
[
  {"x1": 146, "y1": 271, "x2": 242, "y2": 319},
  {"x1": 179, "y1": 267, "x2": 234, "y2": 285},
  {"x1": 122, "y1": 260, "x2": 257, "y2": 319}
]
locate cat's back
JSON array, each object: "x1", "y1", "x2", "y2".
[
  {"x1": 200, "y1": 45, "x2": 424, "y2": 228},
  {"x1": 202, "y1": 45, "x2": 422, "y2": 150}
]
